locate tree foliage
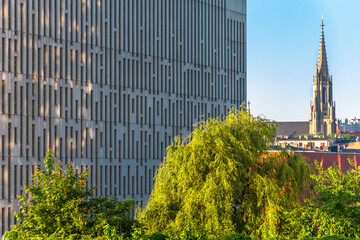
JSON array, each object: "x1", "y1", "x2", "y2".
[
  {"x1": 299, "y1": 235, "x2": 353, "y2": 240},
  {"x1": 4, "y1": 148, "x2": 137, "y2": 239},
  {"x1": 326, "y1": 133, "x2": 356, "y2": 140},
  {"x1": 84, "y1": 196, "x2": 138, "y2": 238},
  {"x1": 304, "y1": 160, "x2": 360, "y2": 238},
  {"x1": 342, "y1": 134, "x2": 356, "y2": 140},
  {"x1": 140, "y1": 109, "x2": 312, "y2": 239}
]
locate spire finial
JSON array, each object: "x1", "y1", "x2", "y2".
[{"x1": 316, "y1": 17, "x2": 329, "y2": 76}]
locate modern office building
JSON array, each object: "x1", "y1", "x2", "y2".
[{"x1": 0, "y1": 0, "x2": 246, "y2": 234}]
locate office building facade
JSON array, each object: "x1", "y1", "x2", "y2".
[{"x1": 0, "y1": 0, "x2": 246, "y2": 234}]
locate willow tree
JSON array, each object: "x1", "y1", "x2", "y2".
[{"x1": 140, "y1": 109, "x2": 312, "y2": 239}]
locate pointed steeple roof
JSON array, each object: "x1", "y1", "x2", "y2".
[{"x1": 316, "y1": 18, "x2": 329, "y2": 76}]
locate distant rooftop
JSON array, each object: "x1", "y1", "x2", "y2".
[{"x1": 276, "y1": 121, "x2": 309, "y2": 138}]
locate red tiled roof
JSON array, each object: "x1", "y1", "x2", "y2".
[
  {"x1": 298, "y1": 152, "x2": 359, "y2": 200},
  {"x1": 300, "y1": 152, "x2": 359, "y2": 171}
]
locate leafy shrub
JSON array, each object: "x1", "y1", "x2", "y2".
[
  {"x1": 299, "y1": 236, "x2": 353, "y2": 240},
  {"x1": 225, "y1": 233, "x2": 252, "y2": 240},
  {"x1": 318, "y1": 236, "x2": 353, "y2": 240},
  {"x1": 145, "y1": 232, "x2": 169, "y2": 240}
]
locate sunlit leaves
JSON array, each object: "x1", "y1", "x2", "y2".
[
  {"x1": 140, "y1": 109, "x2": 312, "y2": 239},
  {"x1": 4, "y1": 148, "x2": 92, "y2": 239},
  {"x1": 306, "y1": 160, "x2": 360, "y2": 238},
  {"x1": 4, "y1": 148, "x2": 137, "y2": 239}
]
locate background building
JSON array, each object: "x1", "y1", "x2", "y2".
[
  {"x1": 339, "y1": 118, "x2": 360, "y2": 132},
  {"x1": 276, "y1": 121, "x2": 309, "y2": 139},
  {"x1": 309, "y1": 19, "x2": 336, "y2": 135},
  {"x1": 0, "y1": 0, "x2": 247, "y2": 234}
]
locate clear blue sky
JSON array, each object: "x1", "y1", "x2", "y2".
[{"x1": 247, "y1": 0, "x2": 360, "y2": 121}]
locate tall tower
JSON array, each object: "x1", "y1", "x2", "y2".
[{"x1": 309, "y1": 19, "x2": 336, "y2": 135}]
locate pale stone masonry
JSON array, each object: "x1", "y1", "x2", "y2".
[
  {"x1": 0, "y1": 0, "x2": 247, "y2": 234},
  {"x1": 309, "y1": 19, "x2": 336, "y2": 135}
]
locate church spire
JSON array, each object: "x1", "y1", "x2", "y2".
[
  {"x1": 309, "y1": 17, "x2": 336, "y2": 135},
  {"x1": 316, "y1": 17, "x2": 329, "y2": 76}
]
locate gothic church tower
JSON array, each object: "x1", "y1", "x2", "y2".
[{"x1": 309, "y1": 19, "x2": 336, "y2": 135}]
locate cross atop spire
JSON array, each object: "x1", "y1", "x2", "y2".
[{"x1": 316, "y1": 18, "x2": 329, "y2": 76}]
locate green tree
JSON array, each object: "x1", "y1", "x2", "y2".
[
  {"x1": 140, "y1": 109, "x2": 312, "y2": 239},
  {"x1": 85, "y1": 196, "x2": 138, "y2": 238},
  {"x1": 4, "y1": 149, "x2": 91, "y2": 239},
  {"x1": 343, "y1": 134, "x2": 356, "y2": 140},
  {"x1": 326, "y1": 133, "x2": 336, "y2": 138},
  {"x1": 304, "y1": 160, "x2": 360, "y2": 238},
  {"x1": 4, "y1": 148, "x2": 137, "y2": 239}
]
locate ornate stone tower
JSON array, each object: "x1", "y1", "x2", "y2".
[{"x1": 309, "y1": 19, "x2": 336, "y2": 135}]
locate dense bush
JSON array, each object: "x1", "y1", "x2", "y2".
[
  {"x1": 224, "y1": 234, "x2": 252, "y2": 240},
  {"x1": 145, "y1": 232, "x2": 169, "y2": 240},
  {"x1": 299, "y1": 236, "x2": 353, "y2": 240}
]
